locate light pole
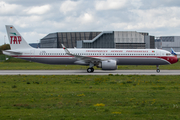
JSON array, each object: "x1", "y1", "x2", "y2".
[{"x1": 4, "y1": 35, "x2": 6, "y2": 44}]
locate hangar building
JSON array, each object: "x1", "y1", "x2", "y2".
[
  {"x1": 40, "y1": 31, "x2": 155, "y2": 49},
  {"x1": 155, "y1": 36, "x2": 180, "y2": 52}
]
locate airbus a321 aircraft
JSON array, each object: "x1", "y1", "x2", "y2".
[{"x1": 3, "y1": 25, "x2": 179, "y2": 73}]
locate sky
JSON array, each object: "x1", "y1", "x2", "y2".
[{"x1": 1, "y1": 0, "x2": 180, "y2": 45}]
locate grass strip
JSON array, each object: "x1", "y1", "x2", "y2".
[{"x1": 0, "y1": 75, "x2": 180, "y2": 119}]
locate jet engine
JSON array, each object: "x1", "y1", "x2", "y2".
[{"x1": 97, "y1": 60, "x2": 117, "y2": 70}]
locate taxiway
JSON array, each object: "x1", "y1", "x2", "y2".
[{"x1": 0, "y1": 70, "x2": 180, "y2": 75}]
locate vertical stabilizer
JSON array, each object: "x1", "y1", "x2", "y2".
[
  {"x1": 171, "y1": 48, "x2": 177, "y2": 55},
  {"x1": 5, "y1": 25, "x2": 32, "y2": 50}
]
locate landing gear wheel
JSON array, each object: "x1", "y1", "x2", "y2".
[
  {"x1": 87, "y1": 68, "x2": 94, "y2": 73},
  {"x1": 87, "y1": 68, "x2": 91, "y2": 73},
  {"x1": 156, "y1": 65, "x2": 160, "y2": 73},
  {"x1": 91, "y1": 68, "x2": 94, "y2": 72},
  {"x1": 156, "y1": 69, "x2": 160, "y2": 73}
]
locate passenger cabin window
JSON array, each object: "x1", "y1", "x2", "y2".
[{"x1": 166, "y1": 53, "x2": 171, "y2": 56}]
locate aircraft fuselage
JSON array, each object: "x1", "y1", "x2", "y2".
[{"x1": 4, "y1": 48, "x2": 178, "y2": 65}]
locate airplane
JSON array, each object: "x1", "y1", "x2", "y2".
[
  {"x1": 171, "y1": 48, "x2": 180, "y2": 58},
  {"x1": 3, "y1": 25, "x2": 179, "y2": 73}
]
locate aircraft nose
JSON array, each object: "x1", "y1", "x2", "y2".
[
  {"x1": 170, "y1": 56, "x2": 179, "y2": 64},
  {"x1": 175, "y1": 56, "x2": 178, "y2": 63}
]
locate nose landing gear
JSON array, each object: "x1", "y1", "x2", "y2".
[{"x1": 156, "y1": 65, "x2": 160, "y2": 73}]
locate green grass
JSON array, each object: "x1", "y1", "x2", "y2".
[{"x1": 0, "y1": 75, "x2": 180, "y2": 119}]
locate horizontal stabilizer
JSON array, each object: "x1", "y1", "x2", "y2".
[{"x1": 3, "y1": 50, "x2": 22, "y2": 55}]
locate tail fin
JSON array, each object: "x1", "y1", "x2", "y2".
[
  {"x1": 171, "y1": 48, "x2": 177, "y2": 55},
  {"x1": 5, "y1": 25, "x2": 32, "y2": 50}
]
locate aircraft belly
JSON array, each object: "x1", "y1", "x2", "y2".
[
  {"x1": 116, "y1": 57, "x2": 169, "y2": 65},
  {"x1": 22, "y1": 57, "x2": 76, "y2": 65},
  {"x1": 19, "y1": 57, "x2": 170, "y2": 65}
]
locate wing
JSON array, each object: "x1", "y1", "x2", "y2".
[{"x1": 61, "y1": 44, "x2": 109, "y2": 63}]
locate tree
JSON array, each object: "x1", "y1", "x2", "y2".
[{"x1": 0, "y1": 44, "x2": 10, "y2": 54}]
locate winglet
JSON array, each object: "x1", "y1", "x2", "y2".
[
  {"x1": 171, "y1": 48, "x2": 177, "y2": 55},
  {"x1": 61, "y1": 44, "x2": 72, "y2": 55}
]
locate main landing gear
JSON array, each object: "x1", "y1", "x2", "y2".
[
  {"x1": 156, "y1": 65, "x2": 160, "y2": 73},
  {"x1": 87, "y1": 63, "x2": 94, "y2": 73},
  {"x1": 87, "y1": 68, "x2": 94, "y2": 73}
]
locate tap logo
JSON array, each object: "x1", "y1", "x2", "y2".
[
  {"x1": 10, "y1": 36, "x2": 22, "y2": 44},
  {"x1": 10, "y1": 33, "x2": 22, "y2": 44}
]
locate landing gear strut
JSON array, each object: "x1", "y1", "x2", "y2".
[
  {"x1": 87, "y1": 63, "x2": 94, "y2": 73},
  {"x1": 156, "y1": 65, "x2": 160, "y2": 73}
]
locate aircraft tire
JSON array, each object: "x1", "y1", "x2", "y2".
[
  {"x1": 91, "y1": 68, "x2": 94, "y2": 72},
  {"x1": 87, "y1": 68, "x2": 92, "y2": 73},
  {"x1": 156, "y1": 69, "x2": 160, "y2": 73}
]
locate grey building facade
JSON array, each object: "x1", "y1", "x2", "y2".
[
  {"x1": 155, "y1": 36, "x2": 180, "y2": 52},
  {"x1": 40, "y1": 31, "x2": 155, "y2": 49},
  {"x1": 78, "y1": 31, "x2": 115, "y2": 48},
  {"x1": 40, "y1": 32, "x2": 101, "y2": 48}
]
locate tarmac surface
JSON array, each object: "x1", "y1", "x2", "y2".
[{"x1": 0, "y1": 70, "x2": 180, "y2": 75}]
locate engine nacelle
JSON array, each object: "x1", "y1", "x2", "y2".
[{"x1": 97, "y1": 60, "x2": 117, "y2": 70}]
